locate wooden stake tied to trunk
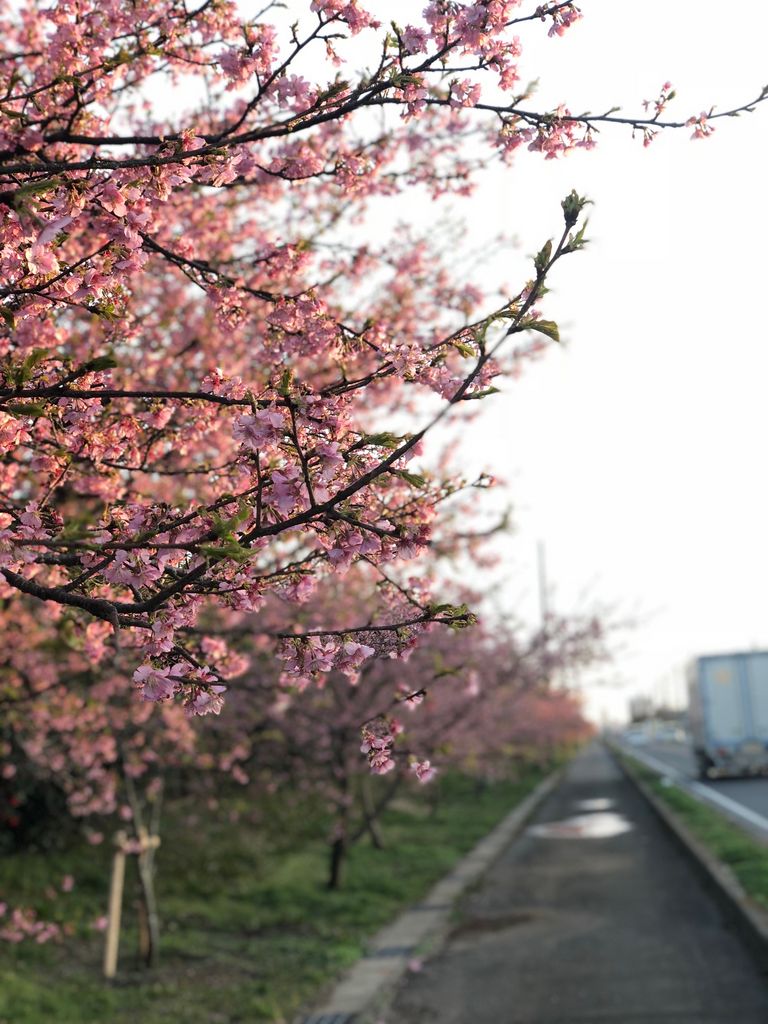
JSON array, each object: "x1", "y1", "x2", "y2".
[
  {"x1": 103, "y1": 830, "x2": 128, "y2": 980},
  {"x1": 102, "y1": 827, "x2": 161, "y2": 979}
]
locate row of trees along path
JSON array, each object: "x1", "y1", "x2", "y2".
[{"x1": 0, "y1": 0, "x2": 765, "y2": 965}]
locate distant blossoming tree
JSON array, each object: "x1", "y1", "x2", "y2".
[{"x1": 206, "y1": 574, "x2": 604, "y2": 888}]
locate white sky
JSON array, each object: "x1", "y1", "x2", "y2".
[{"x1": 438, "y1": 0, "x2": 768, "y2": 723}]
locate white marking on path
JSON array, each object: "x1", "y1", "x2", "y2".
[
  {"x1": 529, "y1": 812, "x2": 633, "y2": 840},
  {"x1": 576, "y1": 798, "x2": 615, "y2": 812}
]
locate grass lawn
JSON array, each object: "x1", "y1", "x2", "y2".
[
  {"x1": 0, "y1": 767, "x2": 548, "y2": 1024},
  {"x1": 619, "y1": 754, "x2": 768, "y2": 910}
]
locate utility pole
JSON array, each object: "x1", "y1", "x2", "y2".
[{"x1": 537, "y1": 539, "x2": 548, "y2": 628}]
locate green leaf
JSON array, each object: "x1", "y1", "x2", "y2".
[
  {"x1": 427, "y1": 602, "x2": 458, "y2": 615},
  {"x1": 9, "y1": 347, "x2": 50, "y2": 386},
  {"x1": 80, "y1": 354, "x2": 118, "y2": 374},
  {"x1": 88, "y1": 301, "x2": 123, "y2": 323},
  {"x1": 452, "y1": 340, "x2": 476, "y2": 358},
  {"x1": 3, "y1": 401, "x2": 48, "y2": 418},
  {"x1": 357, "y1": 432, "x2": 404, "y2": 450},
  {"x1": 14, "y1": 177, "x2": 64, "y2": 199},
  {"x1": 210, "y1": 501, "x2": 251, "y2": 539},
  {"x1": 563, "y1": 221, "x2": 589, "y2": 254},
  {"x1": 521, "y1": 318, "x2": 560, "y2": 343},
  {"x1": 533, "y1": 239, "x2": 553, "y2": 273},
  {"x1": 392, "y1": 469, "x2": 426, "y2": 488},
  {"x1": 462, "y1": 386, "x2": 501, "y2": 402},
  {"x1": 427, "y1": 602, "x2": 477, "y2": 630},
  {"x1": 448, "y1": 612, "x2": 477, "y2": 631},
  {"x1": 199, "y1": 540, "x2": 253, "y2": 564},
  {"x1": 561, "y1": 189, "x2": 590, "y2": 229}
]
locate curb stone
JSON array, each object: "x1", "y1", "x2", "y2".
[
  {"x1": 296, "y1": 767, "x2": 563, "y2": 1024},
  {"x1": 611, "y1": 745, "x2": 768, "y2": 970}
]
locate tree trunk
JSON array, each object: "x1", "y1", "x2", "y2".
[
  {"x1": 328, "y1": 737, "x2": 352, "y2": 889},
  {"x1": 119, "y1": 765, "x2": 163, "y2": 968},
  {"x1": 327, "y1": 834, "x2": 347, "y2": 891},
  {"x1": 474, "y1": 776, "x2": 490, "y2": 796},
  {"x1": 136, "y1": 829, "x2": 161, "y2": 968},
  {"x1": 360, "y1": 776, "x2": 385, "y2": 850}
]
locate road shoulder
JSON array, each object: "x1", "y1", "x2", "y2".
[{"x1": 614, "y1": 747, "x2": 768, "y2": 969}]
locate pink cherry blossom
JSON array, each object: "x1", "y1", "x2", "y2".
[
  {"x1": 133, "y1": 663, "x2": 188, "y2": 702},
  {"x1": 410, "y1": 759, "x2": 437, "y2": 784},
  {"x1": 233, "y1": 409, "x2": 285, "y2": 452}
]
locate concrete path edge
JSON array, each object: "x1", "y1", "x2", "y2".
[
  {"x1": 611, "y1": 744, "x2": 768, "y2": 971},
  {"x1": 296, "y1": 766, "x2": 564, "y2": 1024}
]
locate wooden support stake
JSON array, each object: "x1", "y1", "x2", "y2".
[{"x1": 103, "y1": 829, "x2": 127, "y2": 980}]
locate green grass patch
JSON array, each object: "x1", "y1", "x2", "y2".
[
  {"x1": 620, "y1": 753, "x2": 768, "y2": 910},
  {"x1": 0, "y1": 768, "x2": 548, "y2": 1024}
]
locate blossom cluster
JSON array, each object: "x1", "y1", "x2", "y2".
[
  {"x1": 360, "y1": 718, "x2": 403, "y2": 775},
  {"x1": 0, "y1": 904, "x2": 62, "y2": 945}
]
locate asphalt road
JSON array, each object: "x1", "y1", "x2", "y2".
[
  {"x1": 384, "y1": 743, "x2": 768, "y2": 1024},
  {"x1": 630, "y1": 737, "x2": 768, "y2": 823}
]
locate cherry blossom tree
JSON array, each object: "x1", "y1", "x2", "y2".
[
  {"x1": 2, "y1": 0, "x2": 764, "y2": 721},
  {"x1": 218, "y1": 571, "x2": 604, "y2": 888},
  {"x1": 0, "y1": 597, "x2": 234, "y2": 960},
  {"x1": 0, "y1": 444, "x2": 500, "y2": 944},
  {"x1": 431, "y1": 667, "x2": 594, "y2": 783}
]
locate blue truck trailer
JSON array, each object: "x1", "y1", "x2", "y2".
[{"x1": 688, "y1": 652, "x2": 768, "y2": 779}]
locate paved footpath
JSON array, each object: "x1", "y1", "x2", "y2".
[{"x1": 384, "y1": 743, "x2": 768, "y2": 1024}]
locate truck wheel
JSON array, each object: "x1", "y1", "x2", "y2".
[{"x1": 695, "y1": 753, "x2": 711, "y2": 780}]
